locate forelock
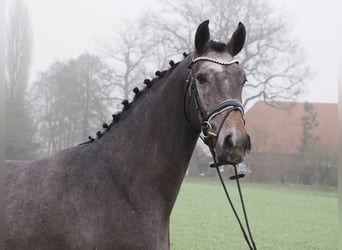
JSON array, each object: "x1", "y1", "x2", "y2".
[{"x1": 209, "y1": 40, "x2": 227, "y2": 52}]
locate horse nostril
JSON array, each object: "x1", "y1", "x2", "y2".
[
  {"x1": 223, "y1": 134, "x2": 234, "y2": 151},
  {"x1": 223, "y1": 133, "x2": 251, "y2": 153}
]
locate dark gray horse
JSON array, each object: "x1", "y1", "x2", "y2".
[{"x1": 5, "y1": 20, "x2": 250, "y2": 249}]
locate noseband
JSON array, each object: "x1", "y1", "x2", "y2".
[{"x1": 186, "y1": 56, "x2": 245, "y2": 150}]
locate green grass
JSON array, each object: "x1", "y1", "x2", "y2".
[{"x1": 170, "y1": 179, "x2": 337, "y2": 250}]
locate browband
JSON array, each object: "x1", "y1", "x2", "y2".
[{"x1": 188, "y1": 56, "x2": 239, "y2": 69}]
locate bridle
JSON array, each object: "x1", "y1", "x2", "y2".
[
  {"x1": 186, "y1": 56, "x2": 245, "y2": 152},
  {"x1": 185, "y1": 55, "x2": 257, "y2": 250}
]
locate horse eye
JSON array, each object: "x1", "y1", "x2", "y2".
[
  {"x1": 196, "y1": 74, "x2": 207, "y2": 84},
  {"x1": 243, "y1": 78, "x2": 248, "y2": 85}
]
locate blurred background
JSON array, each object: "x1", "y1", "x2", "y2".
[{"x1": 1, "y1": 0, "x2": 340, "y2": 249}]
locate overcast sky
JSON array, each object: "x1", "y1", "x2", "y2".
[{"x1": 25, "y1": 0, "x2": 340, "y2": 104}]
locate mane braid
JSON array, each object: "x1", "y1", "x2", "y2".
[{"x1": 79, "y1": 58, "x2": 183, "y2": 145}]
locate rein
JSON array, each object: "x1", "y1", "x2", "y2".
[{"x1": 186, "y1": 56, "x2": 257, "y2": 250}]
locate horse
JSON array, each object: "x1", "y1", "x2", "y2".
[{"x1": 4, "y1": 20, "x2": 251, "y2": 249}]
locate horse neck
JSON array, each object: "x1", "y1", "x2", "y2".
[{"x1": 97, "y1": 57, "x2": 199, "y2": 213}]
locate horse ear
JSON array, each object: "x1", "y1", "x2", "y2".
[
  {"x1": 227, "y1": 22, "x2": 246, "y2": 56},
  {"x1": 195, "y1": 20, "x2": 210, "y2": 54}
]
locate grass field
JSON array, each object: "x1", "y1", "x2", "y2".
[{"x1": 170, "y1": 179, "x2": 337, "y2": 250}]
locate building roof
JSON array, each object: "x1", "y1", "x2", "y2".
[{"x1": 244, "y1": 101, "x2": 338, "y2": 154}]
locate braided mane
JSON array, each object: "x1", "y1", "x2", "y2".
[{"x1": 81, "y1": 54, "x2": 188, "y2": 145}]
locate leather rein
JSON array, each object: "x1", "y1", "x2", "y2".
[{"x1": 185, "y1": 56, "x2": 257, "y2": 250}]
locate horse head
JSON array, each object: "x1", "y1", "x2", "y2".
[{"x1": 188, "y1": 20, "x2": 251, "y2": 165}]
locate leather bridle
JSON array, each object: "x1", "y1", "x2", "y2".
[{"x1": 185, "y1": 56, "x2": 245, "y2": 151}]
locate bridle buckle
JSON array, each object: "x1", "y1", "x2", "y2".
[{"x1": 201, "y1": 121, "x2": 217, "y2": 137}]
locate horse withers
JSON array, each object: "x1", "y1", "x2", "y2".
[{"x1": 5, "y1": 20, "x2": 250, "y2": 250}]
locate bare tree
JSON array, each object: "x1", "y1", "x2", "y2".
[
  {"x1": 6, "y1": 0, "x2": 32, "y2": 102},
  {"x1": 31, "y1": 54, "x2": 115, "y2": 156},
  {"x1": 142, "y1": 0, "x2": 310, "y2": 107},
  {"x1": 99, "y1": 0, "x2": 310, "y2": 169},
  {"x1": 101, "y1": 0, "x2": 310, "y2": 166},
  {"x1": 101, "y1": 21, "x2": 162, "y2": 104},
  {"x1": 5, "y1": 0, "x2": 36, "y2": 159}
]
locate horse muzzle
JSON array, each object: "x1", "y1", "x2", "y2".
[{"x1": 214, "y1": 113, "x2": 251, "y2": 165}]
